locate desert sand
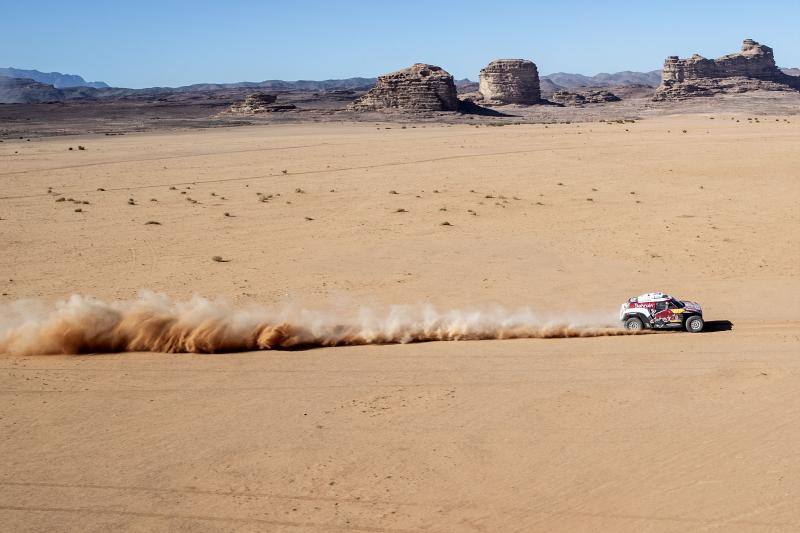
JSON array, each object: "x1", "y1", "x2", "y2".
[{"x1": 1, "y1": 115, "x2": 799, "y2": 531}]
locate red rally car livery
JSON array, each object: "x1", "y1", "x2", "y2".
[{"x1": 620, "y1": 292, "x2": 704, "y2": 333}]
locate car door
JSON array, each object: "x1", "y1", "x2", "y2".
[
  {"x1": 667, "y1": 299, "x2": 685, "y2": 323},
  {"x1": 653, "y1": 301, "x2": 673, "y2": 325}
]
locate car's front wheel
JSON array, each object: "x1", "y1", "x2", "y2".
[
  {"x1": 685, "y1": 315, "x2": 704, "y2": 333},
  {"x1": 624, "y1": 316, "x2": 644, "y2": 331}
]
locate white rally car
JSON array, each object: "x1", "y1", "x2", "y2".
[{"x1": 620, "y1": 292, "x2": 704, "y2": 333}]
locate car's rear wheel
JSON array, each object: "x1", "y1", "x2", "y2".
[
  {"x1": 624, "y1": 316, "x2": 644, "y2": 331},
  {"x1": 685, "y1": 315, "x2": 704, "y2": 333}
]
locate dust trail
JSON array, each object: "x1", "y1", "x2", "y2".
[{"x1": 0, "y1": 292, "x2": 638, "y2": 355}]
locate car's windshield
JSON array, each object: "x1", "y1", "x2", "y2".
[{"x1": 669, "y1": 299, "x2": 684, "y2": 308}]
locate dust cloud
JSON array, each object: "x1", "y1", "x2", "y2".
[{"x1": 0, "y1": 292, "x2": 636, "y2": 355}]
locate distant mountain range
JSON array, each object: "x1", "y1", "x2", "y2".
[
  {"x1": 158, "y1": 77, "x2": 378, "y2": 92},
  {"x1": 0, "y1": 76, "x2": 64, "y2": 103},
  {"x1": 541, "y1": 68, "x2": 797, "y2": 89},
  {"x1": 0, "y1": 68, "x2": 109, "y2": 88},
  {"x1": 541, "y1": 70, "x2": 663, "y2": 88},
  {"x1": 2, "y1": 67, "x2": 798, "y2": 104},
  {"x1": 0, "y1": 75, "x2": 382, "y2": 104}
]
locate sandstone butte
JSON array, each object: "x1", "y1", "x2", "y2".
[
  {"x1": 478, "y1": 59, "x2": 541, "y2": 105},
  {"x1": 349, "y1": 63, "x2": 458, "y2": 112},
  {"x1": 654, "y1": 39, "x2": 800, "y2": 100}
]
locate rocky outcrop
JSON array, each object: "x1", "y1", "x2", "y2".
[
  {"x1": 350, "y1": 64, "x2": 458, "y2": 112},
  {"x1": 654, "y1": 39, "x2": 800, "y2": 100},
  {"x1": 479, "y1": 59, "x2": 540, "y2": 104},
  {"x1": 228, "y1": 92, "x2": 296, "y2": 114},
  {"x1": 550, "y1": 89, "x2": 620, "y2": 106}
]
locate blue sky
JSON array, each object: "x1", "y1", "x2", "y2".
[{"x1": 2, "y1": 0, "x2": 799, "y2": 88}]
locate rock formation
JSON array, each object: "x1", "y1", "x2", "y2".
[
  {"x1": 229, "y1": 92, "x2": 296, "y2": 114},
  {"x1": 478, "y1": 59, "x2": 540, "y2": 104},
  {"x1": 550, "y1": 89, "x2": 620, "y2": 106},
  {"x1": 654, "y1": 39, "x2": 800, "y2": 100},
  {"x1": 350, "y1": 64, "x2": 458, "y2": 112}
]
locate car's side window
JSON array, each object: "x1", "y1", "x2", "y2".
[{"x1": 655, "y1": 302, "x2": 668, "y2": 311}]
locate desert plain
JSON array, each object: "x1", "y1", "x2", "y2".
[{"x1": 1, "y1": 112, "x2": 799, "y2": 531}]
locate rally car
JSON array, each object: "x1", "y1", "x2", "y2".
[{"x1": 620, "y1": 292, "x2": 704, "y2": 333}]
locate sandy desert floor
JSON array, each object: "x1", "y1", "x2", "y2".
[{"x1": 1, "y1": 114, "x2": 799, "y2": 531}]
